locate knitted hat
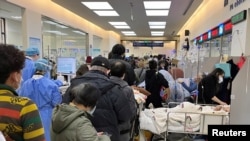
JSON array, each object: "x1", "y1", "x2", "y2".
[
  {"x1": 86, "y1": 56, "x2": 92, "y2": 64},
  {"x1": 91, "y1": 56, "x2": 110, "y2": 69}
]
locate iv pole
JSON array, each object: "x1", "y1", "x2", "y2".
[{"x1": 195, "y1": 45, "x2": 200, "y2": 104}]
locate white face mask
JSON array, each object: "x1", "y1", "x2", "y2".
[
  {"x1": 87, "y1": 106, "x2": 96, "y2": 115},
  {"x1": 218, "y1": 76, "x2": 223, "y2": 83}
]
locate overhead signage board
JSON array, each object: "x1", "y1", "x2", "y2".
[
  {"x1": 231, "y1": 10, "x2": 247, "y2": 25},
  {"x1": 133, "y1": 41, "x2": 164, "y2": 47}
]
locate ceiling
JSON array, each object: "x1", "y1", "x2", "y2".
[
  {"x1": 0, "y1": 0, "x2": 203, "y2": 39},
  {"x1": 52, "y1": 0, "x2": 203, "y2": 38}
]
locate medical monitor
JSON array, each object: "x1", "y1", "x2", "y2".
[{"x1": 57, "y1": 57, "x2": 76, "y2": 74}]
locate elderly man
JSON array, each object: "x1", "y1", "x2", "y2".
[{"x1": 62, "y1": 56, "x2": 133, "y2": 141}]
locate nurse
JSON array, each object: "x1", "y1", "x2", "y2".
[
  {"x1": 21, "y1": 47, "x2": 40, "y2": 85},
  {"x1": 19, "y1": 58, "x2": 62, "y2": 141}
]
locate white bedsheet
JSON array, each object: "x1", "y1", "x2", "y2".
[{"x1": 139, "y1": 102, "x2": 229, "y2": 135}]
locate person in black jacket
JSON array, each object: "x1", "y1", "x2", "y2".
[
  {"x1": 62, "y1": 56, "x2": 133, "y2": 141},
  {"x1": 109, "y1": 44, "x2": 136, "y2": 86},
  {"x1": 110, "y1": 61, "x2": 137, "y2": 141},
  {"x1": 198, "y1": 68, "x2": 228, "y2": 105},
  {"x1": 145, "y1": 60, "x2": 170, "y2": 108}
]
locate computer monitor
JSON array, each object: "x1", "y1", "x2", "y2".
[{"x1": 57, "y1": 57, "x2": 76, "y2": 74}]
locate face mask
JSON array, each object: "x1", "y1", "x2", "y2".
[
  {"x1": 87, "y1": 106, "x2": 96, "y2": 115},
  {"x1": 218, "y1": 76, "x2": 223, "y2": 83}
]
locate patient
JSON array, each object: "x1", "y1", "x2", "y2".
[{"x1": 214, "y1": 105, "x2": 230, "y2": 112}]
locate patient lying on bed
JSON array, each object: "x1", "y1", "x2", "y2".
[{"x1": 139, "y1": 102, "x2": 230, "y2": 135}]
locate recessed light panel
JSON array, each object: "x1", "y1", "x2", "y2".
[
  {"x1": 109, "y1": 22, "x2": 128, "y2": 26},
  {"x1": 143, "y1": 1, "x2": 171, "y2": 9},
  {"x1": 93, "y1": 11, "x2": 119, "y2": 16},
  {"x1": 146, "y1": 10, "x2": 169, "y2": 16},
  {"x1": 114, "y1": 25, "x2": 130, "y2": 29},
  {"x1": 81, "y1": 2, "x2": 113, "y2": 9},
  {"x1": 149, "y1": 25, "x2": 165, "y2": 29},
  {"x1": 148, "y1": 21, "x2": 166, "y2": 26}
]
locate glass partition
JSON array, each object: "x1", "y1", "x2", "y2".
[
  {"x1": 210, "y1": 37, "x2": 221, "y2": 57},
  {"x1": 221, "y1": 34, "x2": 231, "y2": 56},
  {"x1": 42, "y1": 17, "x2": 88, "y2": 69},
  {"x1": 0, "y1": 0, "x2": 22, "y2": 47}
]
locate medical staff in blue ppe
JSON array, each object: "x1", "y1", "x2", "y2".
[
  {"x1": 18, "y1": 58, "x2": 62, "y2": 141},
  {"x1": 21, "y1": 47, "x2": 40, "y2": 85}
]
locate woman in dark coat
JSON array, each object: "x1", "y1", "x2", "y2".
[
  {"x1": 145, "y1": 60, "x2": 170, "y2": 108},
  {"x1": 198, "y1": 68, "x2": 228, "y2": 105}
]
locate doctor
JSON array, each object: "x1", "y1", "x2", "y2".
[
  {"x1": 21, "y1": 47, "x2": 40, "y2": 85},
  {"x1": 19, "y1": 58, "x2": 62, "y2": 141}
]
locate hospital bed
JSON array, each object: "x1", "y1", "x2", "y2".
[{"x1": 139, "y1": 102, "x2": 229, "y2": 141}]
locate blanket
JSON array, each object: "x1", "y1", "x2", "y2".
[{"x1": 139, "y1": 102, "x2": 229, "y2": 135}]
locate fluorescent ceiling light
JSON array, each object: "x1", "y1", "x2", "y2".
[
  {"x1": 121, "y1": 31, "x2": 135, "y2": 34},
  {"x1": 81, "y1": 2, "x2": 113, "y2": 9},
  {"x1": 144, "y1": 1, "x2": 171, "y2": 9},
  {"x1": 146, "y1": 10, "x2": 169, "y2": 16},
  {"x1": 109, "y1": 22, "x2": 128, "y2": 26},
  {"x1": 148, "y1": 21, "x2": 166, "y2": 26},
  {"x1": 151, "y1": 31, "x2": 164, "y2": 34},
  {"x1": 93, "y1": 11, "x2": 119, "y2": 16},
  {"x1": 123, "y1": 33, "x2": 136, "y2": 36},
  {"x1": 73, "y1": 30, "x2": 86, "y2": 35},
  {"x1": 113, "y1": 25, "x2": 130, "y2": 29},
  {"x1": 57, "y1": 25, "x2": 68, "y2": 28},
  {"x1": 149, "y1": 25, "x2": 165, "y2": 29},
  {"x1": 44, "y1": 30, "x2": 67, "y2": 35},
  {"x1": 11, "y1": 16, "x2": 22, "y2": 19},
  {"x1": 151, "y1": 34, "x2": 164, "y2": 36},
  {"x1": 44, "y1": 21, "x2": 57, "y2": 25}
]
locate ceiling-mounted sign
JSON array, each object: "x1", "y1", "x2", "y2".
[
  {"x1": 203, "y1": 33, "x2": 208, "y2": 41},
  {"x1": 208, "y1": 31, "x2": 212, "y2": 40},
  {"x1": 211, "y1": 28, "x2": 219, "y2": 38},
  {"x1": 133, "y1": 41, "x2": 164, "y2": 47},
  {"x1": 231, "y1": 10, "x2": 247, "y2": 25}
]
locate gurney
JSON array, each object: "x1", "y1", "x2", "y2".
[{"x1": 139, "y1": 102, "x2": 229, "y2": 140}]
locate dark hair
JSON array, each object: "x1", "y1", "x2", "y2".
[
  {"x1": 70, "y1": 83, "x2": 101, "y2": 108},
  {"x1": 149, "y1": 59, "x2": 157, "y2": 70},
  {"x1": 76, "y1": 64, "x2": 89, "y2": 77},
  {"x1": 208, "y1": 68, "x2": 224, "y2": 78},
  {"x1": 110, "y1": 61, "x2": 126, "y2": 78},
  {"x1": 111, "y1": 44, "x2": 125, "y2": 56},
  {"x1": 0, "y1": 44, "x2": 25, "y2": 83},
  {"x1": 108, "y1": 51, "x2": 113, "y2": 59}
]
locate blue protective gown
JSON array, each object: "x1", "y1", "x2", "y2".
[
  {"x1": 18, "y1": 75, "x2": 62, "y2": 141},
  {"x1": 21, "y1": 57, "x2": 36, "y2": 85}
]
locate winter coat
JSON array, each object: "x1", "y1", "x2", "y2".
[
  {"x1": 62, "y1": 70, "x2": 133, "y2": 141},
  {"x1": 50, "y1": 104, "x2": 110, "y2": 141}
]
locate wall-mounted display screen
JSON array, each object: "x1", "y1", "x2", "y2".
[{"x1": 57, "y1": 57, "x2": 76, "y2": 74}]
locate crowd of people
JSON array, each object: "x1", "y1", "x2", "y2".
[{"x1": 0, "y1": 43, "x2": 230, "y2": 141}]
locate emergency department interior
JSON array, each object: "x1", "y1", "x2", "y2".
[{"x1": 1, "y1": 0, "x2": 250, "y2": 140}]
